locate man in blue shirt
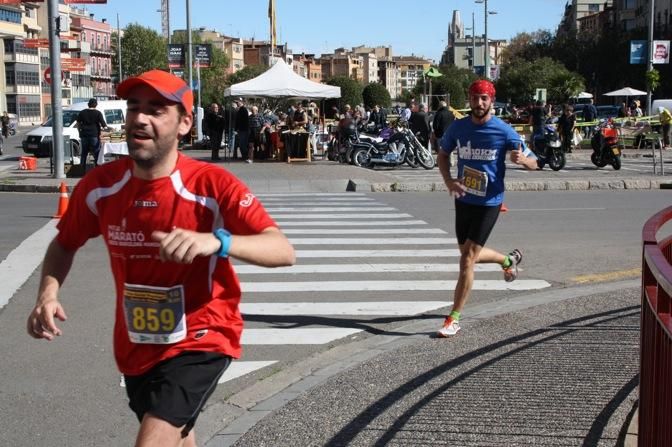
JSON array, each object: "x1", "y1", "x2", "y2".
[{"x1": 436, "y1": 79, "x2": 538, "y2": 338}]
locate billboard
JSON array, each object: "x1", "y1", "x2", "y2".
[
  {"x1": 653, "y1": 40, "x2": 670, "y2": 64},
  {"x1": 168, "y1": 44, "x2": 185, "y2": 69},
  {"x1": 630, "y1": 40, "x2": 647, "y2": 64},
  {"x1": 194, "y1": 44, "x2": 212, "y2": 68}
]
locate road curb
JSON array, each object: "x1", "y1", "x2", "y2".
[{"x1": 346, "y1": 178, "x2": 672, "y2": 193}]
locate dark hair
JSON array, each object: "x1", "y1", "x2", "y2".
[{"x1": 88, "y1": 98, "x2": 98, "y2": 108}]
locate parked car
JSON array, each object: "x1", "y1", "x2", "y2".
[
  {"x1": 22, "y1": 100, "x2": 127, "y2": 158},
  {"x1": 596, "y1": 105, "x2": 621, "y2": 120}
]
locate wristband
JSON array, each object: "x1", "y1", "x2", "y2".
[{"x1": 213, "y1": 228, "x2": 232, "y2": 258}]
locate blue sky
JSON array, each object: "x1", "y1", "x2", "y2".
[{"x1": 84, "y1": 0, "x2": 568, "y2": 62}]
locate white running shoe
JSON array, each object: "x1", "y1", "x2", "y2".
[{"x1": 437, "y1": 316, "x2": 461, "y2": 338}]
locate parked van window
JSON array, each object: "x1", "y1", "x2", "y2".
[{"x1": 104, "y1": 109, "x2": 124, "y2": 125}]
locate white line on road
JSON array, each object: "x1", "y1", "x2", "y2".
[
  {"x1": 256, "y1": 193, "x2": 365, "y2": 197},
  {"x1": 0, "y1": 220, "x2": 57, "y2": 310},
  {"x1": 512, "y1": 207, "x2": 606, "y2": 211},
  {"x1": 271, "y1": 213, "x2": 413, "y2": 219},
  {"x1": 268, "y1": 207, "x2": 397, "y2": 212},
  {"x1": 287, "y1": 237, "x2": 457, "y2": 245},
  {"x1": 234, "y1": 263, "x2": 502, "y2": 274},
  {"x1": 260, "y1": 198, "x2": 375, "y2": 202},
  {"x1": 295, "y1": 249, "x2": 461, "y2": 257},
  {"x1": 281, "y1": 228, "x2": 446, "y2": 234},
  {"x1": 217, "y1": 361, "x2": 278, "y2": 384},
  {"x1": 242, "y1": 279, "x2": 551, "y2": 292},
  {"x1": 241, "y1": 328, "x2": 363, "y2": 345},
  {"x1": 277, "y1": 220, "x2": 429, "y2": 226},
  {"x1": 240, "y1": 301, "x2": 452, "y2": 316}
]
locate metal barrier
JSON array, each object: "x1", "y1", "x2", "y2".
[{"x1": 640, "y1": 206, "x2": 672, "y2": 446}]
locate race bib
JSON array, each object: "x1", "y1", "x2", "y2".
[
  {"x1": 123, "y1": 283, "x2": 186, "y2": 344},
  {"x1": 462, "y1": 166, "x2": 488, "y2": 197}
]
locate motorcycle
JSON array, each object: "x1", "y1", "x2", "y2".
[
  {"x1": 352, "y1": 126, "x2": 427, "y2": 169},
  {"x1": 590, "y1": 121, "x2": 621, "y2": 170},
  {"x1": 531, "y1": 124, "x2": 565, "y2": 171}
]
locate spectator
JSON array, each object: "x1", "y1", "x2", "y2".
[
  {"x1": 431, "y1": 101, "x2": 454, "y2": 152},
  {"x1": 409, "y1": 103, "x2": 431, "y2": 148},
  {"x1": 205, "y1": 103, "x2": 224, "y2": 161},
  {"x1": 633, "y1": 100, "x2": 643, "y2": 118},
  {"x1": 659, "y1": 106, "x2": 672, "y2": 149},
  {"x1": 557, "y1": 104, "x2": 576, "y2": 153},
  {"x1": 582, "y1": 99, "x2": 598, "y2": 138},
  {"x1": 75, "y1": 98, "x2": 108, "y2": 170},
  {"x1": 618, "y1": 101, "x2": 630, "y2": 118},
  {"x1": 234, "y1": 98, "x2": 249, "y2": 161},
  {"x1": 529, "y1": 100, "x2": 546, "y2": 138},
  {"x1": 1, "y1": 111, "x2": 9, "y2": 139},
  {"x1": 248, "y1": 105, "x2": 264, "y2": 163}
]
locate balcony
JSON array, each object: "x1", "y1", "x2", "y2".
[
  {"x1": 91, "y1": 70, "x2": 112, "y2": 80},
  {"x1": 90, "y1": 44, "x2": 114, "y2": 56}
]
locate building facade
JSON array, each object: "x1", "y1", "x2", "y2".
[
  {"x1": 393, "y1": 56, "x2": 431, "y2": 93},
  {"x1": 70, "y1": 10, "x2": 113, "y2": 101}
]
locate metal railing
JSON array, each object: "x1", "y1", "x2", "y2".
[{"x1": 640, "y1": 206, "x2": 672, "y2": 446}]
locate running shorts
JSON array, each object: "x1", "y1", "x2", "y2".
[
  {"x1": 454, "y1": 199, "x2": 501, "y2": 247},
  {"x1": 124, "y1": 351, "x2": 232, "y2": 437}
]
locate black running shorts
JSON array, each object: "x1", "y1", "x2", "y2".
[
  {"x1": 124, "y1": 351, "x2": 232, "y2": 437},
  {"x1": 454, "y1": 199, "x2": 501, "y2": 247}
]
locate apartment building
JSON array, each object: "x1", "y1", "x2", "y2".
[
  {"x1": 190, "y1": 29, "x2": 244, "y2": 74},
  {"x1": 558, "y1": 0, "x2": 614, "y2": 35},
  {"x1": 70, "y1": 10, "x2": 113, "y2": 101},
  {"x1": 393, "y1": 55, "x2": 431, "y2": 92},
  {"x1": 321, "y1": 48, "x2": 364, "y2": 81}
]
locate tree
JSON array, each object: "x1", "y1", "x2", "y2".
[
  {"x1": 227, "y1": 65, "x2": 268, "y2": 85},
  {"x1": 412, "y1": 65, "x2": 476, "y2": 109},
  {"x1": 119, "y1": 24, "x2": 167, "y2": 78},
  {"x1": 362, "y1": 82, "x2": 391, "y2": 108},
  {"x1": 324, "y1": 76, "x2": 363, "y2": 112},
  {"x1": 502, "y1": 30, "x2": 554, "y2": 65},
  {"x1": 497, "y1": 57, "x2": 584, "y2": 105}
]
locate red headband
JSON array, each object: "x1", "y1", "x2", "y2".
[{"x1": 469, "y1": 80, "x2": 496, "y2": 98}]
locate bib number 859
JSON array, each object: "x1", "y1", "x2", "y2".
[{"x1": 132, "y1": 307, "x2": 176, "y2": 332}]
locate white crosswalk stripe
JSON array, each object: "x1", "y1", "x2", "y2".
[{"x1": 218, "y1": 193, "x2": 551, "y2": 385}]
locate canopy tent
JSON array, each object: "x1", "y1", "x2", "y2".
[
  {"x1": 603, "y1": 87, "x2": 647, "y2": 97},
  {"x1": 224, "y1": 58, "x2": 341, "y2": 99},
  {"x1": 572, "y1": 91, "x2": 593, "y2": 99}
]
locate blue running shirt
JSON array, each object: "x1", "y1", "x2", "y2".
[{"x1": 440, "y1": 116, "x2": 533, "y2": 206}]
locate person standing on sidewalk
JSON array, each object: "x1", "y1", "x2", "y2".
[
  {"x1": 234, "y1": 98, "x2": 249, "y2": 160},
  {"x1": 26, "y1": 70, "x2": 296, "y2": 447},
  {"x1": 76, "y1": 98, "x2": 108, "y2": 169},
  {"x1": 659, "y1": 106, "x2": 672, "y2": 149},
  {"x1": 432, "y1": 100, "x2": 454, "y2": 152},
  {"x1": 436, "y1": 79, "x2": 538, "y2": 338}
]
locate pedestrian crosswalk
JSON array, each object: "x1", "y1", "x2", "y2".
[{"x1": 215, "y1": 192, "x2": 552, "y2": 385}]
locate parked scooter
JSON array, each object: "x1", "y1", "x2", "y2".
[
  {"x1": 590, "y1": 120, "x2": 621, "y2": 170},
  {"x1": 531, "y1": 124, "x2": 565, "y2": 171}
]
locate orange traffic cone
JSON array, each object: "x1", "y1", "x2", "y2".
[
  {"x1": 500, "y1": 203, "x2": 509, "y2": 213},
  {"x1": 53, "y1": 182, "x2": 69, "y2": 218}
]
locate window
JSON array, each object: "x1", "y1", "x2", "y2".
[
  {"x1": 624, "y1": 0, "x2": 635, "y2": 8},
  {"x1": 0, "y1": 8, "x2": 21, "y2": 24},
  {"x1": 588, "y1": 3, "x2": 600, "y2": 12},
  {"x1": 82, "y1": 32, "x2": 86, "y2": 42},
  {"x1": 104, "y1": 109, "x2": 124, "y2": 125}
]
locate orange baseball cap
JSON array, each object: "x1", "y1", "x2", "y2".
[{"x1": 117, "y1": 70, "x2": 193, "y2": 115}]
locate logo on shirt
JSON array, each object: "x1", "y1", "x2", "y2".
[
  {"x1": 240, "y1": 193, "x2": 255, "y2": 208},
  {"x1": 133, "y1": 200, "x2": 158, "y2": 208},
  {"x1": 456, "y1": 139, "x2": 497, "y2": 161}
]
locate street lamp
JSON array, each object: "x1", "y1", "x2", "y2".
[
  {"x1": 475, "y1": 0, "x2": 497, "y2": 80},
  {"x1": 464, "y1": 12, "x2": 476, "y2": 72}
]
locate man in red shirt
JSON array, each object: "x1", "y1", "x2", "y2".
[{"x1": 26, "y1": 70, "x2": 296, "y2": 447}]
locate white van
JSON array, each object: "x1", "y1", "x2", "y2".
[
  {"x1": 22, "y1": 100, "x2": 127, "y2": 158},
  {"x1": 652, "y1": 99, "x2": 672, "y2": 115}
]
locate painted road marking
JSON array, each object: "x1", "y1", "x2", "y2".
[
  {"x1": 571, "y1": 267, "x2": 641, "y2": 284},
  {"x1": 240, "y1": 301, "x2": 452, "y2": 316},
  {"x1": 0, "y1": 220, "x2": 57, "y2": 310},
  {"x1": 256, "y1": 193, "x2": 365, "y2": 197},
  {"x1": 218, "y1": 361, "x2": 278, "y2": 384},
  {"x1": 276, "y1": 220, "x2": 429, "y2": 226},
  {"x1": 295, "y1": 249, "x2": 461, "y2": 258},
  {"x1": 273, "y1": 213, "x2": 414, "y2": 219},
  {"x1": 287, "y1": 237, "x2": 457, "y2": 245},
  {"x1": 235, "y1": 263, "x2": 502, "y2": 274},
  {"x1": 268, "y1": 207, "x2": 396, "y2": 212},
  {"x1": 241, "y1": 328, "x2": 363, "y2": 345},
  {"x1": 281, "y1": 228, "x2": 446, "y2": 234},
  {"x1": 242, "y1": 280, "x2": 551, "y2": 292}
]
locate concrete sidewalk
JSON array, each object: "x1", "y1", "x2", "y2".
[
  {"x1": 205, "y1": 281, "x2": 640, "y2": 446},
  {"x1": 1, "y1": 148, "x2": 670, "y2": 194}
]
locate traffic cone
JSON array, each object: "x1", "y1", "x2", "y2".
[
  {"x1": 500, "y1": 203, "x2": 509, "y2": 213},
  {"x1": 53, "y1": 182, "x2": 69, "y2": 218}
]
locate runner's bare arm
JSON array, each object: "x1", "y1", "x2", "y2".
[
  {"x1": 27, "y1": 238, "x2": 74, "y2": 340},
  {"x1": 510, "y1": 148, "x2": 538, "y2": 170},
  {"x1": 437, "y1": 151, "x2": 466, "y2": 198},
  {"x1": 152, "y1": 227, "x2": 295, "y2": 267}
]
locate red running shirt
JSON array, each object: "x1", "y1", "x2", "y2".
[{"x1": 56, "y1": 153, "x2": 276, "y2": 375}]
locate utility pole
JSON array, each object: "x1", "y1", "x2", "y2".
[
  {"x1": 484, "y1": 0, "x2": 490, "y2": 80},
  {"x1": 472, "y1": 12, "x2": 476, "y2": 72},
  {"x1": 647, "y1": 0, "x2": 655, "y2": 116},
  {"x1": 116, "y1": 13, "x2": 122, "y2": 83},
  {"x1": 48, "y1": 0, "x2": 64, "y2": 178},
  {"x1": 186, "y1": 0, "x2": 192, "y2": 94}
]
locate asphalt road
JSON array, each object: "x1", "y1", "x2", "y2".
[{"x1": 0, "y1": 190, "x2": 669, "y2": 446}]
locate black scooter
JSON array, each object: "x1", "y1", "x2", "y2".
[
  {"x1": 531, "y1": 124, "x2": 565, "y2": 171},
  {"x1": 590, "y1": 122, "x2": 621, "y2": 170}
]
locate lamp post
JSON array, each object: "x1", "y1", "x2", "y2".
[
  {"x1": 647, "y1": 0, "x2": 655, "y2": 116},
  {"x1": 464, "y1": 12, "x2": 476, "y2": 72},
  {"x1": 475, "y1": 0, "x2": 497, "y2": 80}
]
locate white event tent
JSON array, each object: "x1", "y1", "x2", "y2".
[{"x1": 224, "y1": 58, "x2": 341, "y2": 99}]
